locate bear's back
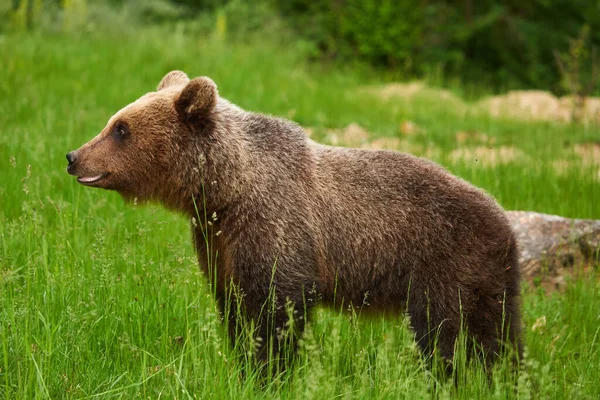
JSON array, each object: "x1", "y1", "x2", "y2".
[{"x1": 306, "y1": 144, "x2": 513, "y2": 305}]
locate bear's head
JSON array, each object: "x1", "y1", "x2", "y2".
[{"x1": 66, "y1": 71, "x2": 221, "y2": 211}]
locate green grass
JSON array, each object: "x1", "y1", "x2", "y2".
[{"x1": 1, "y1": 28, "x2": 599, "y2": 399}]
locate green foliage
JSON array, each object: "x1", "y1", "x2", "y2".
[
  {"x1": 274, "y1": 0, "x2": 600, "y2": 92},
  {"x1": 275, "y1": 0, "x2": 425, "y2": 68},
  {"x1": 554, "y1": 24, "x2": 599, "y2": 122},
  {"x1": 217, "y1": 0, "x2": 285, "y2": 42},
  {"x1": 3, "y1": 0, "x2": 598, "y2": 92},
  {"x1": 341, "y1": 0, "x2": 425, "y2": 68}
]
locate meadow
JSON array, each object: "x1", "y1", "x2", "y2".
[{"x1": 1, "y1": 27, "x2": 599, "y2": 399}]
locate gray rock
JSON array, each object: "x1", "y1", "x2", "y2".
[{"x1": 506, "y1": 211, "x2": 600, "y2": 283}]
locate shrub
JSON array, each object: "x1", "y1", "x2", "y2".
[{"x1": 273, "y1": 0, "x2": 600, "y2": 93}]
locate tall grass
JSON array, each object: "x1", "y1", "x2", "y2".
[{"x1": 0, "y1": 28, "x2": 599, "y2": 398}]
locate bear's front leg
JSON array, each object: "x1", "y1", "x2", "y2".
[
  {"x1": 222, "y1": 261, "x2": 317, "y2": 375},
  {"x1": 246, "y1": 281, "x2": 312, "y2": 374}
]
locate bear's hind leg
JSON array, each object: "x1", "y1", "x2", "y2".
[
  {"x1": 466, "y1": 288, "x2": 522, "y2": 368},
  {"x1": 406, "y1": 285, "x2": 461, "y2": 371}
]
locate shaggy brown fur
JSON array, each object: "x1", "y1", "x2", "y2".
[{"x1": 67, "y1": 71, "x2": 522, "y2": 369}]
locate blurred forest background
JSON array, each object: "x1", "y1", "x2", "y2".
[{"x1": 2, "y1": 0, "x2": 599, "y2": 96}]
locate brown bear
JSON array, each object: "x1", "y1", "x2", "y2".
[{"x1": 66, "y1": 71, "x2": 521, "y2": 370}]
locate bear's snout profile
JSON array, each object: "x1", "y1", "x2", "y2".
[
  {"x1": 68, "y1": 70, "x2": 522, "y2": 372},
  {"x1": 66, "y1": 151, "x2": 76, "y2": 166}
]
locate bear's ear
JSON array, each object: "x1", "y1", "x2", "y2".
[
  {"x1": 175, "y1": 77, "x2": 218, "y2": 123},
  {"x1": 157, "y1": 70, "x2": 189, "y2": 91}
]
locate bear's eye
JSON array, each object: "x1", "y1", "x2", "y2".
[{"x1": 113, "y1": 123, "x2": 129, "y2": 137}]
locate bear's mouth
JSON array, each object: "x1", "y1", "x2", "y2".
[{"x1": 77, "y1": 173, "x2": 109, "y2": 186}]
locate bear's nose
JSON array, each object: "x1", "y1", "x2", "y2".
[{"x1": 66, "y1": 151, "x2": 77, "y2": 166}]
